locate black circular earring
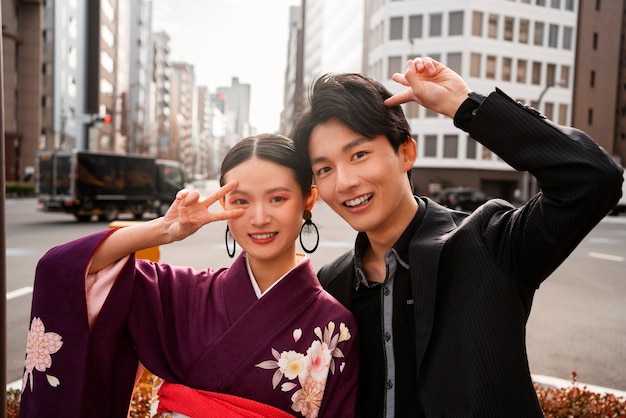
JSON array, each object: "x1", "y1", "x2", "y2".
[
  {"x1": 299, "y1": 210, "x2": 319, "y2": 254},
  {"x1": 225, "y1": 225, "x2": 236, "y2": 258}
]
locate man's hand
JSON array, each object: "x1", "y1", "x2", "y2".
[{"x1": 385, "y1": 56, "x2": 471, "y2": 119}]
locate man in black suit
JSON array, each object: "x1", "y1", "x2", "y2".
[{"x1": 292, "y1": 57, "x2": 624, "y2": 417}]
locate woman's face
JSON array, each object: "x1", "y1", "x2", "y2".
[{"x1": 222, "y1": 157, "x2": 316, "y2": 268}]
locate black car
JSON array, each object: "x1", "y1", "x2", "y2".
[{"x1": 438, "y1": 187, "x2": 490, "y2": 212}]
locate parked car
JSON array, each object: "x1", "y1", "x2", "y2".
[{"x1": 438, "y1": 187, "x2": 490, "y2": 212}]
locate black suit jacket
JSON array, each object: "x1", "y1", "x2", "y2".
[{"x1": 318, "y1": 89, "x2": 624, "y2": 417}]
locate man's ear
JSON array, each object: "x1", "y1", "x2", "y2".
[
  {"x1": 219, "y1": 197, "x2": 226, "y2": 210},
  {"x1": 305, "y1": 185, "x2": 319, "y2": 212},
  {"x1": 400, "y1": 137, "x2": 417, "y2": 172}
]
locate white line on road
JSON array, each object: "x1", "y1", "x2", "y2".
[
  {"x1": 7, "y1": 286, "x2": 33, "y2": 300},
  {"x1": 588, "y1": 252, "x2": 625, "y2": 262}
]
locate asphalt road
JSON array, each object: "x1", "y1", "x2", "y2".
[{"x1": 5, "y1": 183, "x2": 626, "y2": 392}]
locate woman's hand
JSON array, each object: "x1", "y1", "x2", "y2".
[
  {"x1": 163, "y1": 181, "x2": 244, "y2": 242},
  {"x1": 385, "y1": 56, "x2": 471, "y2": 119}
]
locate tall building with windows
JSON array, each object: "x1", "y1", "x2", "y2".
[
  {"x1": 367, "y1": 0, "x2": 577, "y2": 201},
  {"x1": 170, "y1": 62, "x2": 195, "y2": 174},
  {"x1": 2, "y1": 0, "x2": 45, "y2": 182},
  {"x1": 572, "y1": 0, "x2": 626, "y2": 167}
]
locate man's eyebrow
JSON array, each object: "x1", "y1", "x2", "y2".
[{"x1": 311, "y1": 137, "x2": 373, "y2": 165}]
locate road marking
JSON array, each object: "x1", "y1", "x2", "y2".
[
  {"x1": 7, "y1": 287, "x2": 33, "y2": 301},
  {"x1": 588, "y1": 252, "x2": 624, "y2": 262},
  {"x1": 6, "y1": 248, "x2": 33, "y2": 256}
]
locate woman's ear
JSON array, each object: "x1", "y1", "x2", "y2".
[
  {"x1": 219, "y1": 196, "x2": 226, "y2": 210},
  {"x1": 305, "y1": 185, "x2": 319, "y2": 212}
]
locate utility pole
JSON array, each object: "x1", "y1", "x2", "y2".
[{"x1": 1, "y1": 3, "x2": 9, "y2": 415}]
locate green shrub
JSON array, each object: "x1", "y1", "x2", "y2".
[{"x1": 5, "y1": 182, "x2": 35, "y2": 197}]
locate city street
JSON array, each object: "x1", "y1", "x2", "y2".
[{"x1": 5, "y1": 183, "x2": 626, "y2": 392}]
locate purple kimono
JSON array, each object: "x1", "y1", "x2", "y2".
[{"x1": 19, "y1": 230, "x2": 359, "y2": 418}]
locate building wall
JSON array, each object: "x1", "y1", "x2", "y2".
[
  {"x1": 572, "y1": 0, "x2": 626, "y2": 166},
  {"x1": 367, "y1": 0, "x2": 577, "y2": 201}
]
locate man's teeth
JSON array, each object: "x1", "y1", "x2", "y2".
[
  {"x1": 345, "y1": 194, "x2": 373, "y2": 207},
  {"x1": 251, "y1": 233, "x2": 276, "y2": 239}
]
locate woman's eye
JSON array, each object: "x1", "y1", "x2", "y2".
[
  {"x1": 233, "y1": 198, "x2": 247, "y2": 205},
  {"x1": 271, "y1": 196, "x2": 285, "y2": 203}
]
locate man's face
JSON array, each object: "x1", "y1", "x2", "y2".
[{"x1": 308, "y1": 118, "x2": 416, "y2": 237}]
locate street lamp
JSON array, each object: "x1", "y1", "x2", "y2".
[{"x1": 521, "y1": 79, "x2": 567, "y2": 202}]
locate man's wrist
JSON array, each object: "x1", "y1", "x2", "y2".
[{"x1": 453, "y1": 92, "x2": 486, "y2": 132}]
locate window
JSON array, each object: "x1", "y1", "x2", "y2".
[
  {"x1": 551, "y1": 0, "x2": 561, "y2": 8},
  {"x1": 486, "y1": 55, "x2": 496, "y2": 79},
  {"x1": 519, "y1": 19, "x2": 529, "y2": 43},
  {"x1": 390, "y1": 17, "x2": 403, "y2": 40},
  {"x1": 472, "y1": 12, "x2": 483, "y2": 36},
  {"x1": 536, "y1": 0, "x2": 546, "y2": 5},
  {"x1": 443, "y1": 135, "x2": 458, "y2": 158},
  {"x1": 409, "y1": 15, "x2": 423, "y2": 39},
  {"x1": 449, "y1": 11, "x2": 464, "y2": 36},
  {"x1": 504, "y1": 17, "x2": 514, "y2": 41},
  {"x1": 563, "y1": 26, "x2": 573, "y2": 49},
  {"x1": 565, "y1": 0, "x2": 574, "y2": 11},
  {"x1": 546, "y1": 63, "x2": 556, "y2": 86},
  {"x1": 548, "y1": 24, "x2": 559, "y2": 48},
  {"x1": 466, "y1": 136, "x2": 477, "y2": 159},
  {"x1": 544, "y1": 102, "x2": 554, "y2": 120},
  {"x1": 471, "y1": 53, "x2": 481, "y2": 77},
  {"x1": 590, "y1": 70, "x2": 596, "y2": 87},
  {"x1": 558, "y1": 104, "x2": 568, "y2": 125},
  {"x1": 488, "y1": 14, "x2": 498, "y2": 39},
  {"x1": 388, "y1": 56, "x2": 403, "y2": 78},
  {"x1": 430, "y1": 13, "x2": 443, "y2": 36},
  {"x1": 593, "y1": 32, "x2": 598, "y2": 49},
  {"x1": 560, "y1": 65, "x2": 570, "y2": 88},
  {"x1": 534, "y1": 21, "x2": 544, "y2": 46},
  {"x1": 447, "y1": 52, "x2": 462, "y2": 74},
  {"x1": 502, "y1": 57, "x2": 512, "y2": 81},
  {"x1": 588, "y1": 108, "x2": 593, "y2": 125},
  {"x1": 517, "y1": 59, "x2": 527, "y2": 83},
  {"x1": 405, "y1": 102, "x2": 420, "y2": 119},
  {"x1": 424, "y1": 135, "x2": 437, "y2": 157},
  {"x1": 532, "y1": 61, "x2": 542, "y2": 85}
]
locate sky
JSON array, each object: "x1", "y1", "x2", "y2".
[{"x1": 152, "y1": 0, "x2": 300, "y2": 134}]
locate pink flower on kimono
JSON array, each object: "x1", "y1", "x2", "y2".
[
  {"x1": 291, "y1": 375, "x2": 324, "y2": 418},
  {"x1": 305, "y1": 340, "x2": 332, "y2": 382},
  {"x1": 22, "y1": 317, "x2": 63, "y2": 392}
]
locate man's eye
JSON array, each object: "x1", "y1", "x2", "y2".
[
  {"x1": 353, "y1": 151, "x2": 367, "y2": 160},
  {"x1": 316, "y1": 167, "x2": 331, "y2": 176}
]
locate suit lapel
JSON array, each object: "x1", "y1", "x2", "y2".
[{"x1": 408, "y1": 198, "x2": 458, "y2": 382}]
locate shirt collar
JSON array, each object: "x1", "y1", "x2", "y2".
[{"x1": 353, "y1": 197, "x2": 426, "y2": 290}]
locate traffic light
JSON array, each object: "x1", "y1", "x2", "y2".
[{"x1": 93, "y1": 114, "x2": 112, "y2": 123}]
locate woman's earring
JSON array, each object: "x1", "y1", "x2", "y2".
[
  {"x1": 299, "y1": 210, "x2": 319, "y2": 254},
  {"x1": 225, "y1": 225, "x2": 236, "y2": 258}
]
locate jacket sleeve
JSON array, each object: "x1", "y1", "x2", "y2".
[{"x1": 468, "y1": 88, "x2": 624, "y2": 288}]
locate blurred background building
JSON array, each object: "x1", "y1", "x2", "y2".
[{"x1": 3, "y1": 0, "x2": 625, "y2": 200}]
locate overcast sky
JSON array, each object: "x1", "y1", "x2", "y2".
[{"x1": 152, "y1": 0, "x2": 300, "y2": 134}]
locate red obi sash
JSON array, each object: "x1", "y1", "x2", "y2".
[{"x1": 156, "y1": 381, "x2": 295, "y2": 417}]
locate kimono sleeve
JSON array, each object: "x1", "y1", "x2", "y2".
[{"x1": 19, "y1": 229, "x2": 140, "y2": 418}]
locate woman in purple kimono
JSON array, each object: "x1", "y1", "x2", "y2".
[{"x1": 19, "y1": 134, "x2": 359, "y2": 418}]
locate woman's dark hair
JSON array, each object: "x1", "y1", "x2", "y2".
[
  {"x1": 292, "y1": 73, "x2": 413, "y2": 170},
  {"x1": 219, "y1": 133, "x2": 313, "y2": 196}
]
